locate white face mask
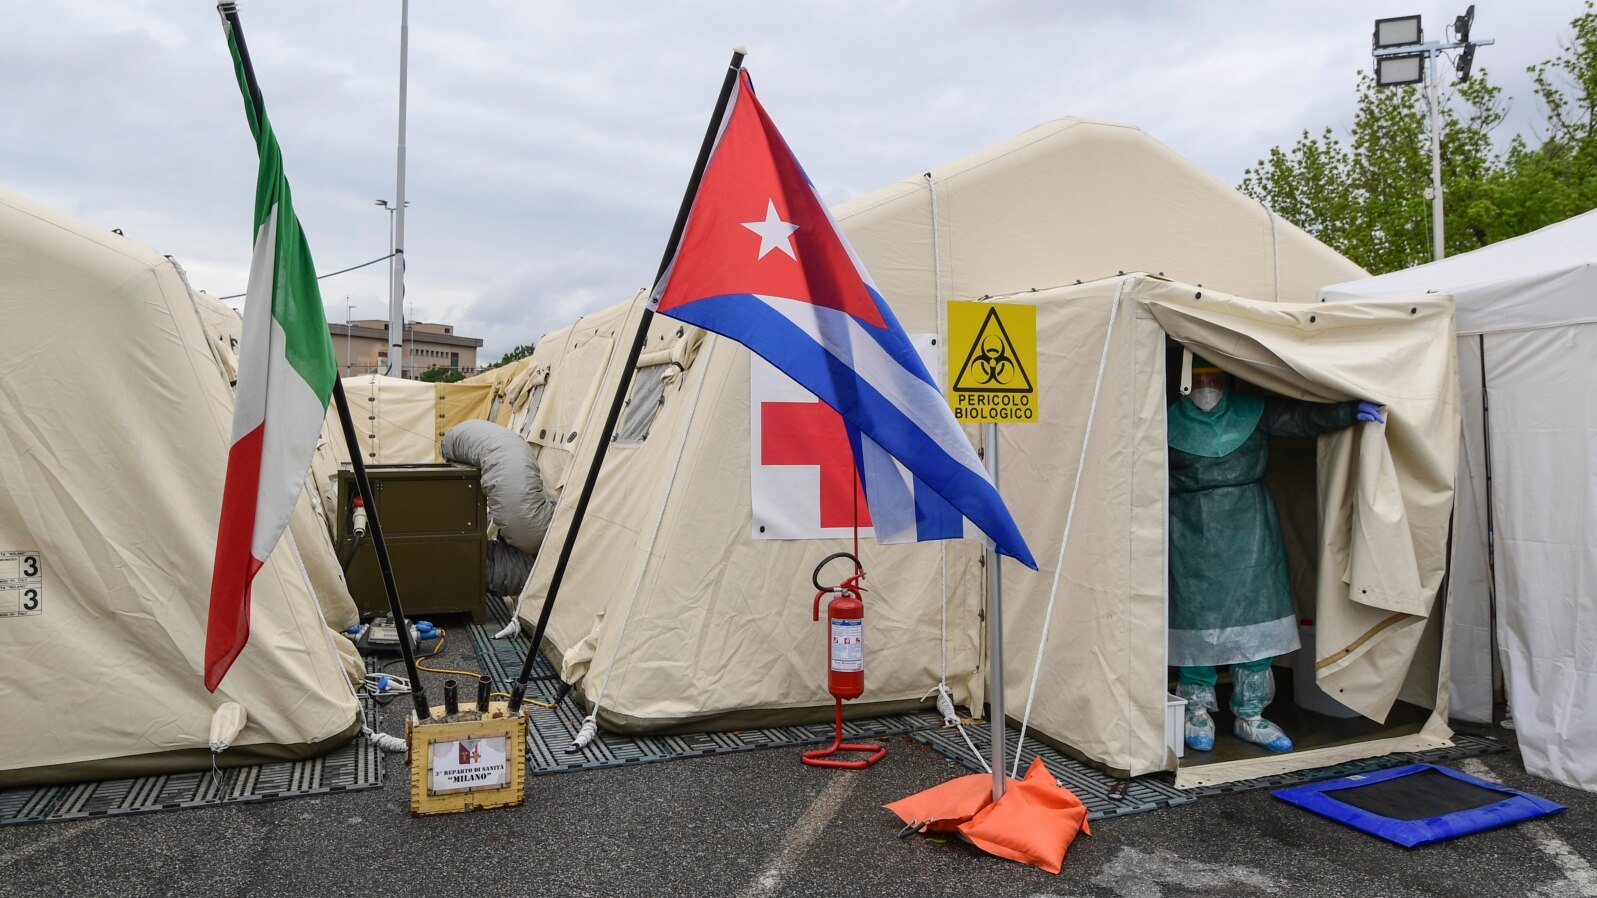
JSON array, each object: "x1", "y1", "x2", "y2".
[{"x1": 1191, "y1": 387, "x2": 1222, "y2": 411}]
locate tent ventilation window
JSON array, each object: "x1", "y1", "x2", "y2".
[
  {"x1": 517, "y1": 384, "x2": 548, "y2": 441},
  {"x1": 614, "y1": 363, "x2": 674, "y2": 445}
]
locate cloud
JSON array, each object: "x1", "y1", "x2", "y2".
[{"x1": 3, "y1": 0, "x2": 1582, "y2": 361}]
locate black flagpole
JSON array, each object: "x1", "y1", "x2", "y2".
[
  {"x1": 507, "y1": 47, "x2": 747, "y2": 712},
  {"x1": 218, "y1": 2, "x2": 430, "y2": 720}
]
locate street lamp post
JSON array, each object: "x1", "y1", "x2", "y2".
[
  {"x1": 374, "y1": 198, "x2": 408, "y2": 373},
  {"x1": 387, "y1": 0, "x2": 411, "y2": 379},
  {"x1": 1371, "y1": 5, "x2": 1493, "y2": 262},
  {"x1": 346, "y1": 298, "x2": 355, "y2": 375}
]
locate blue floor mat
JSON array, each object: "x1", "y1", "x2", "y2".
[{"x1": 1273, "y1": 762, "x2": 1565, "y2": 847}]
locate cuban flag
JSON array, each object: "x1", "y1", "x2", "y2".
[{"x1": 652, "y1": 69, "x2": 1035, "y2": 569}]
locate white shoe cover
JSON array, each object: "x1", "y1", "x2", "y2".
[{"x1": 1234, "y1": 716, "x2": 1293, "y2": 753}]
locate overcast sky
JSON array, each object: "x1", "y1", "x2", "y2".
[{"x1": 2, "y1": 1, "x2": 1584, "y2": 363}]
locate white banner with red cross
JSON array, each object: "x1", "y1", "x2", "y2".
[{"x1": 750, "y1": 334, "x2": 939, "y2": 541}]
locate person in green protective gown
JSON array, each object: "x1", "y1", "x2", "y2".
[{"x1": 1169, "y1": 360, "x2": 1385, "y2": 753}]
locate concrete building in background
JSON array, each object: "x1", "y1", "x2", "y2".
[{"x1": 331, "y1": 320, "x2": 484, "y2": 378}]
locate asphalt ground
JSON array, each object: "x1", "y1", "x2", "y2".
[{"x1": 2, "y1": 625, "x2": 1593, "y2": 898}]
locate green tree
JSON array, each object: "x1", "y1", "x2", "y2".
[
  {"x1": 1241, "y1": 2, "x2": 1597, "y2": 275},
  {"x1": 1240, "y1": 73, "x2": 1505, "y2": 274},
  {"x1": 418, "y1": 365, "x2": 466, "y2": 383},
  {"x1": 1495, "y1": 2, "x2": 1597, "y2": 233},
  {"x1": 490, "y1": 343, "x2": 536, "y2": 369}
]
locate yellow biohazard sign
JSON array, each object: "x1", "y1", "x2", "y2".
[{"x1": 946, "y1": 301, "x2": 1038, "y2": 423}]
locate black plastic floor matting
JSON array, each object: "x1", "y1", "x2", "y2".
[
  {"x1": 912, "y1": 725, "x2": 1197, "y2": 821},
  {"x1": 0, "y1": 731, "x2": 383, "y2": 826},
  {"x1": 913, "y1": 726, "x2": 1510, "y2": 822},
  {"x1": 1320, "y1": 767, "x2": 1513, "y2": 820},
  {"x1": 469, "y1": 595, "x2": 944, "y2": 774}
]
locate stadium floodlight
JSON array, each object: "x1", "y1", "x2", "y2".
[
  {"x1": 1369, "y1": 7, "x2": 1495, "y2": 261},
  {"x1": 1454, "y1": 4, "x2": 1475, "y2": 43},
  {"x1": 1374, "y1": 14, "x2": 1423, "y2": 50},
  {"x1": 1376, "y1": 53, "x2": 1426, "y2": 86}
]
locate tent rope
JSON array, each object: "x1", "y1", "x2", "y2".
[
  {"x1": 926, "y1": 171, "x2": 951, "y2": 688},
  {"x1": 919, "y1": 169, "x2": 989, "y2": 771},
  {"x1": 1011, "y1": 277, "x2": 1126, "y2": 777},
  {"x1": 575, "y1": 337, "x2": 718, "y2": 749}
]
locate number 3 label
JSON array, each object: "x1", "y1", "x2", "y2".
[{"x1": 0, "y1": 550, "x2": 42, "y2": 617}]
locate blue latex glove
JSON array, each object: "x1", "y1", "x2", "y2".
[{"x1": 1357, "y1": 400, "x2": 1385, "y2": 424}]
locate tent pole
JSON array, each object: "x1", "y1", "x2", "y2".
[
  {"x1": 1479, "y1": 335, "x2": 1505, "y2": 724},
  {"x1": 507, "y1": 47, "x2": 747, "y2": 713}
]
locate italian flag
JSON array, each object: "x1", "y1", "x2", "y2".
[{"x1": 206, "y1": 22, "x2": 338, "y2": 691}]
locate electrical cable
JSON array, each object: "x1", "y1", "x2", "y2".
[
  {"x1": 402, "y1": 630, "x2": 559, "y2": 709},
  {"x1": 339, "y1": 530, "x2": 364, "y2": 572},
  {"x1": 218, "y1": 252, "x2": 395, "y2": 299}
]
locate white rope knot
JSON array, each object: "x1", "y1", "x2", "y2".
[
  {"x1": 364, "y1": 727, "x2": 407, "y2": 753},
  {"x1": 493, "y1": 618, "x2": 521, "y2": 639},
  {"x1": 920, "y1": 681, "x2": 960, "y2": 727},
  {"x1": 568, "y1": 715, "x2": 599, "y2": 753}
]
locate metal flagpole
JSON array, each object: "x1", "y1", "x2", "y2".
[
  {"x1": 332, "y1": 379, "x2": 432, "y2": 719},
  {"x1": 387, "y1": 0, "x2": 410, "y2": 377},
  {"x1": 985, "y1": 422, "x2": 1006, "y2": 800},
  {"x1": 216, "y1": 1, "x2": 429, "y2": 719},
  {"x1": 507, "y1": 47, "x2": 748, "y2": 713}
]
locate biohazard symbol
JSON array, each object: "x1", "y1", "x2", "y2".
[{"x1": 952, "y1": 307, "x2": 1034, "y2": 393}]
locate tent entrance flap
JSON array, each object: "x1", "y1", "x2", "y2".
[{"x1": 1143, "y1": 278, "x2": 1458, "y2": 725}]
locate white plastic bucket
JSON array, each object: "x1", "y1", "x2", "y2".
[{"x1": 1165, "y1": 693, "x2": 1187, "y2": 759}]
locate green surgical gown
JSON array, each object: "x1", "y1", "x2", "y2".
[{"x1": 1167, "y1": 392, "x2": 1359, "y2": 667}]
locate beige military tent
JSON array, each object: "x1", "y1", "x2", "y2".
[
  {"x1": 305, "y1": 373, "x2": 495, "y2": 532},
  {"x1": 0, "y1": 187, "x2": 362, "y2": 787},
  {"x1": 988, "y1": 276, "x2": 1458, "y2": 785},
  {"x1": 493, "y1": 118, "x2": 1460, "y2": 785}
]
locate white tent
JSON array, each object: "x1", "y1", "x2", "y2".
[
  {"x1": 1322, "y1": 209, "x2": 1597, "y2": 791},
  {"x1": 498, "y1": 119, "x2": 1465, "y2": 785},
  {"x1": 0, "y1": 187, "x2": 362, "y2": 786}
]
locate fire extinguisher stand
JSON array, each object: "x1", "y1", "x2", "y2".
[
  {"x1": 803, "y1": 551, "x2": 887, "y2": 769},
  {"x1": 802, "y1": 464, "x2": 887, "y2": 770},
  {"x1": 985, "y1": 423, "x2": 1007, "y2": 801}
]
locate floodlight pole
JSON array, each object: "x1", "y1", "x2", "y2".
[
  {"x1": 1374, "y1": 35, "x2": 1495, "y2": 263},
  {"x1": 1427, "y1": 48, "x2": 1445, "y2": 261}
]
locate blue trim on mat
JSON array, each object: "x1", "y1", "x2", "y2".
[{"x1": 1272, "y1": 763, "x2": 1565, "y2": 848}]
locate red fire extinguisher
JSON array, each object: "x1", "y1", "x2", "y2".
[{"x1": 803, "y1": 552, "x2": 886, "y2": 769}]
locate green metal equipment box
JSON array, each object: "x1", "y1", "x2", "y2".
[{"x1": 336, "y1": 463, "x2": 487, "y2": 623}]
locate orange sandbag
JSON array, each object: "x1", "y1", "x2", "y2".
[
  {"x1": 956, "y1": 758, "x2": 1091, "y2": 874},
  {"x1": 884, "y1": 772, "x2": 1005, "y2": 833}
]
